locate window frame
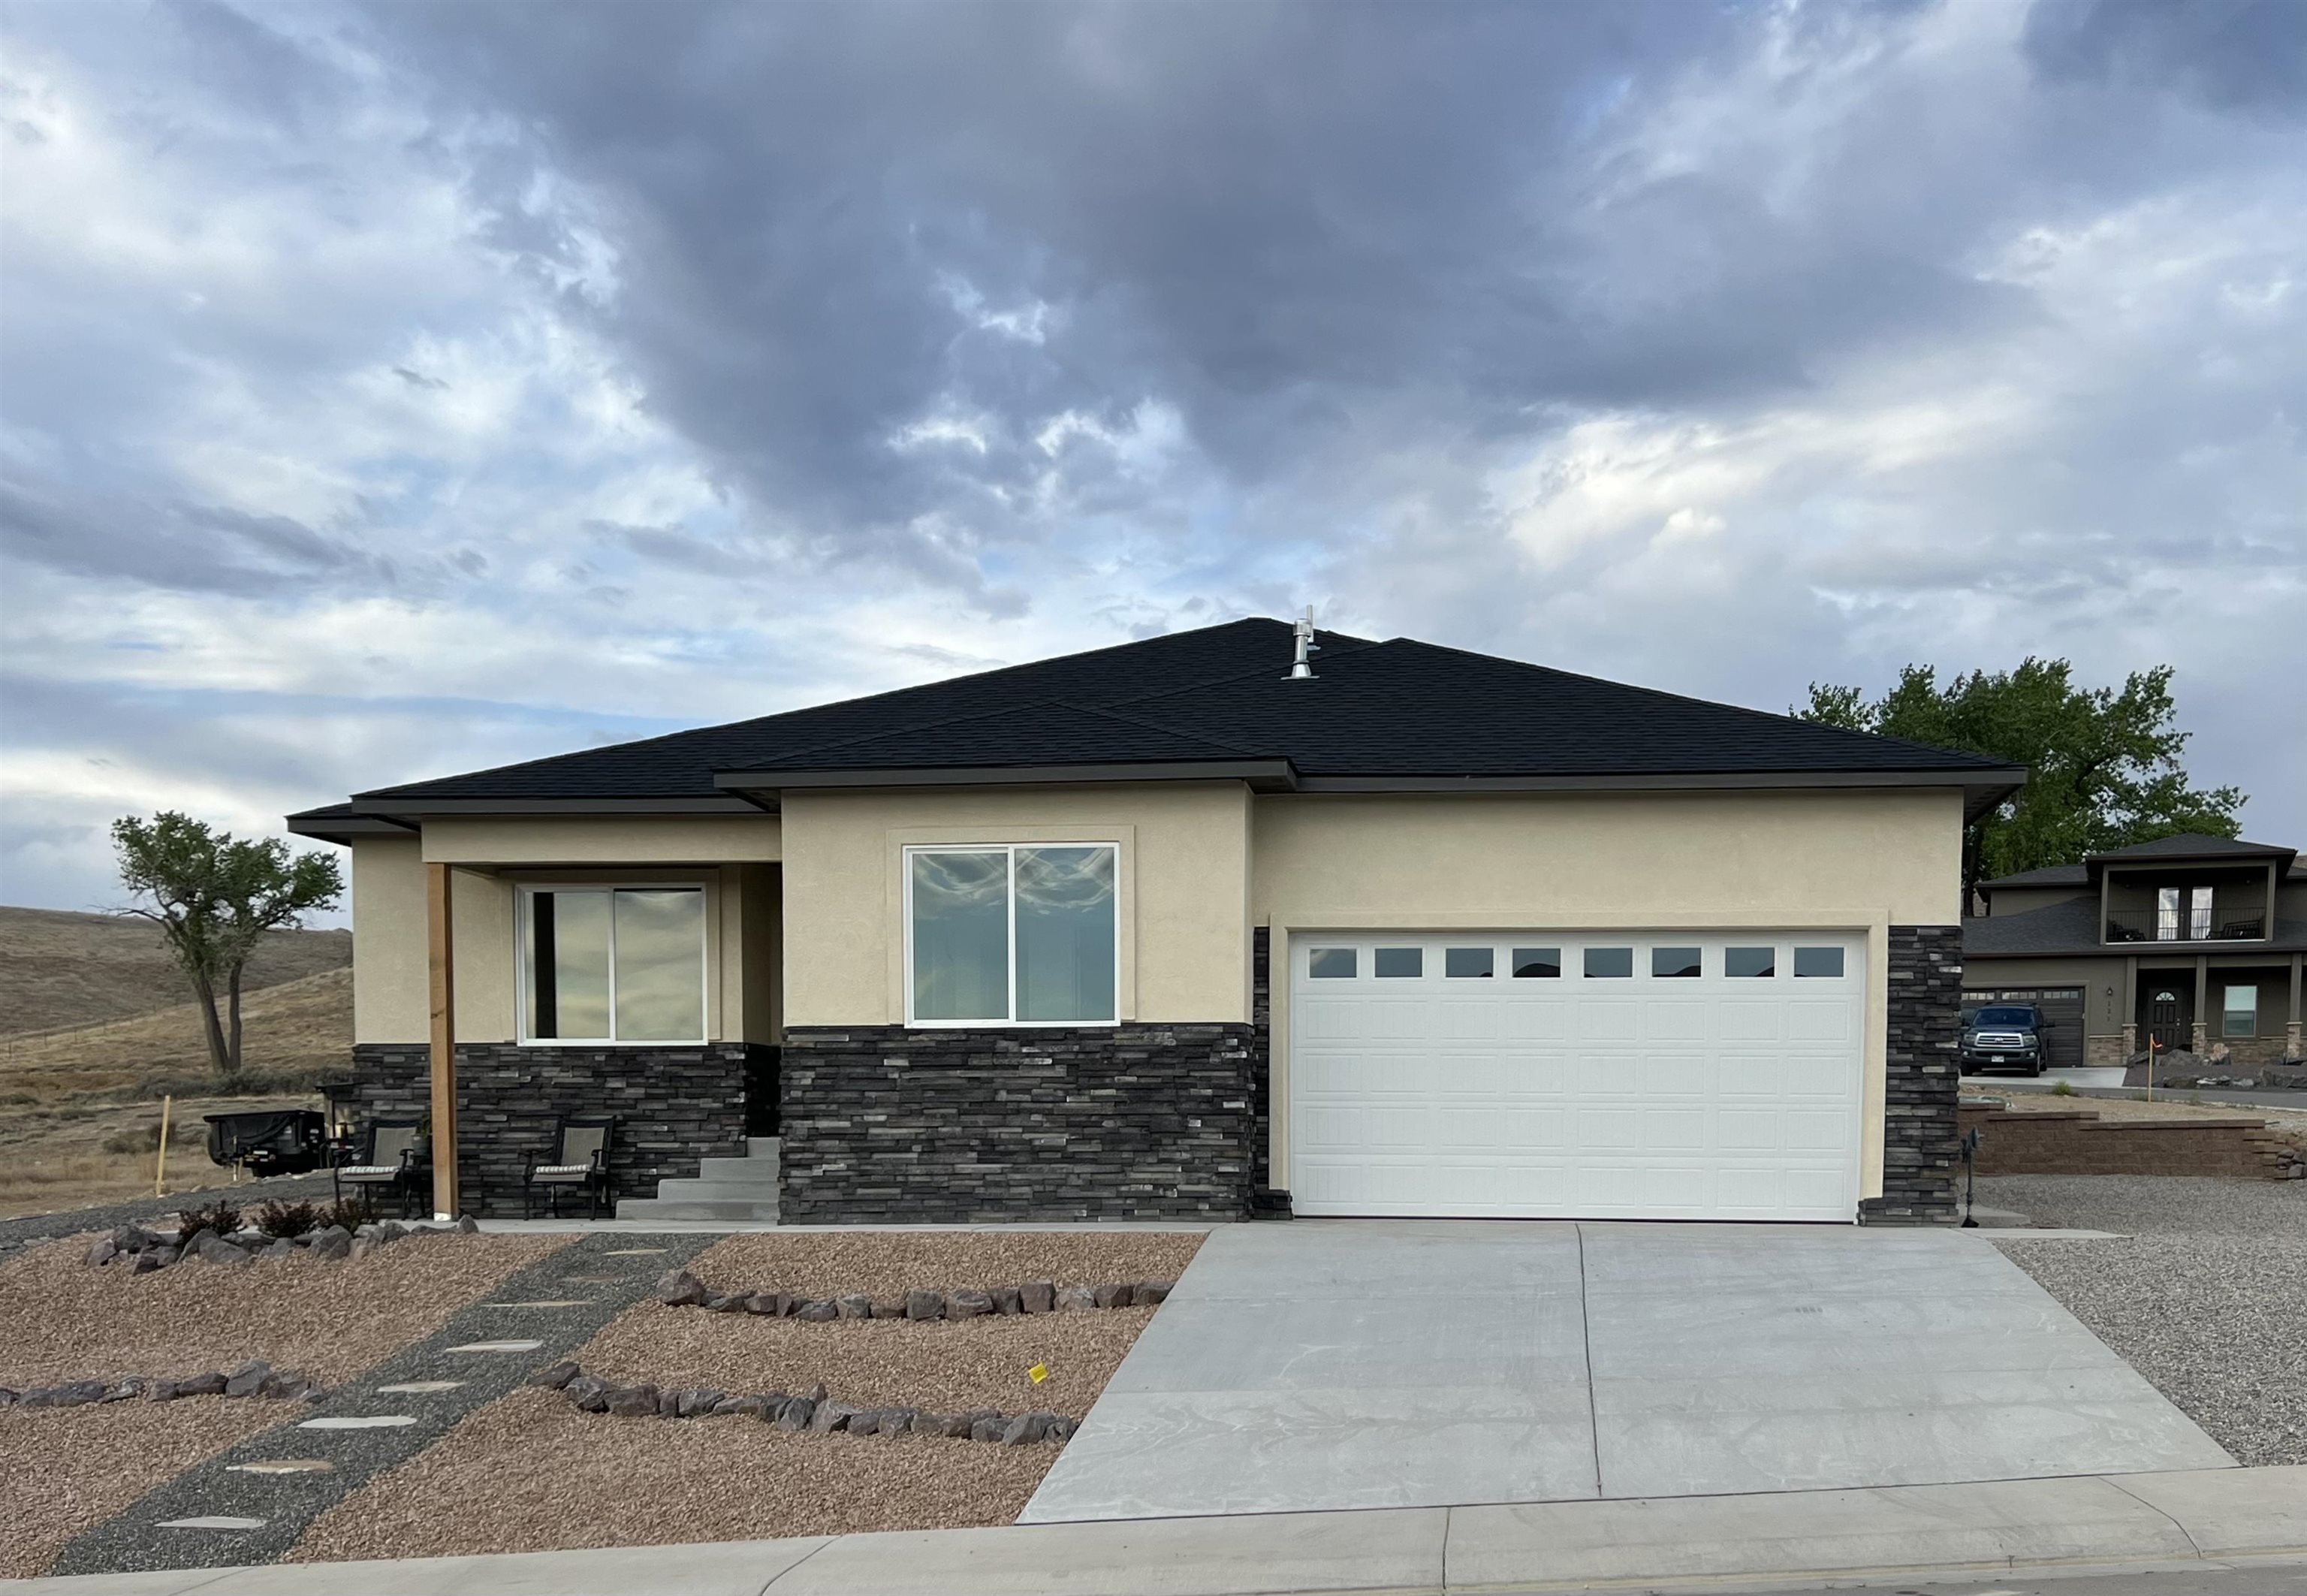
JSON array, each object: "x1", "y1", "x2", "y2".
[
  {"x1": 2222, "y1": 983, "x2": 2257, "y2": 1039},
  {"x1": 516, "y1": 882, "x2": 711, "y2": 1047},
  {"x1": 902, "y1": 841, "x2": 1122, "y2": 1029}
]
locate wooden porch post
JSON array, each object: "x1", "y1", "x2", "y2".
[
  {"x1": 2289, "y1": 952, "x2": 2302, "y2": 1060},
  {"x1": 427, "y1": 863, "x2": 460, "y2": 1219}
]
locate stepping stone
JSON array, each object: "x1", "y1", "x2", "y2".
[
  {"x1": 228, "y1": 1459, "x2": 336, "y2": 1475},
  {"x1": 445, "y1": 1339, "x2": 544, "y2": 1353},
  {"x1": 559, "y1": 1275, "x2": 618, "y2": 1284},
  {"x1": 299, "y1": 1415, "x2": 417, "y2": 1429},
  {"x1": 482, "y1": 1299, "x2": 590, "y2": 1308},
  {"x1": 604, "y1": 1248, "x2": 667, "y2": 1256},
  {"x1": 159, "y1": 1516, "x2": 267, "y2": 1530},
  {"x1": 376, "y1": 1380, "x2": 464, "y2": 1394}
]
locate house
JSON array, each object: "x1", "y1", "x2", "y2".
[
  {"x1": 1966, "y1": 834, "x2": 2307, "y2": 1070},
  {"x1": 287, "y1": 617, "x2": 2023, "y2": 1226}
]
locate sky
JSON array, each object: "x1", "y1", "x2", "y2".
[{"x1": 2, "y1": 0, "x2": 2302, "y2": 919}]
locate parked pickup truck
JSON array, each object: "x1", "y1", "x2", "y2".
[{"x1": 1961, "y1": 1003, "x2": 2052, "y2": 1076}]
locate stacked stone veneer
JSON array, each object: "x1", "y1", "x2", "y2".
[
  {"x1": 778, "y1": 1024, "x2": 1259, "y2": 1223},
  {"x1": 345, "y1": 1042, "x2": 759, "y2": 1216},
  {"x1": 1861, "y1": 925, "x2": 1965, "y2": 1225}
]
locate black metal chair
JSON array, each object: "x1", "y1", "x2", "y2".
[
  {"x1": 333, "y1": 1119, "x2": 427, "y2": 1218},
  {"x1": 523, "y1": 1118, "x2": 617, "y2": 1219}
]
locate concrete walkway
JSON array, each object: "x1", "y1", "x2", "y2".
[
  {"x1": 1023, "y1": 1220, "x2": 2233, "y2": 1522},
  {"x1": 15, "y1": 1464, "x2": 2303, "y2": 1595}
]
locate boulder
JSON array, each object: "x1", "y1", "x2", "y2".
[
  {"x1": 835, "y1": 1293, "x2": 874, "y2": 1320},
  {"x1": 309, "y1": 1229, "x2": 351, "y2": 1260},
  {"x1": 268, "y1": 1374, "x2": 312, "y2": 1401},
  {"x1": 200, "y1": 1234, "x2": 253, "y2": 1268},
  {"x1": 743, "y1": 1292, "x2": 791, "y2": 1316},
  {"x1": 457, "y1": 1214, "x2": 479, "y2": 1233},
  {"x1": 653, "y1": 1269, "x2": 710, "y2": 1307},
  {"x1": 1047, "y1": 1416, "x2": 1075, "y2": 1441},
  {"x1": 1021, "y1": 1280, "x2": 1057, "y2": 1314},
  {"x1": 174, "y1": 1371, "x2": 228, "y2": 1397},
  {"x1": 131, "y1": 1248, "x2": 169, "y2": 1275},
  {"x1": 527, "y1": 1360, "x2": 581, "y2": 1390},
  {"x1": 990, "y1": 1286, "x2": 1024, "y2": 1315},
  {"x1": 259, "y1": 1238, "x2": 297, "y2": 1260},
  {"x1": 675, "y1": 1389, "x2": 725, "y2": 1419},
  {"x1": 1003, "y1": 1413, "x2": 1056, "y2": 1444},
  {"x1": 1057, "y1": 1285, "x2": 1098, "y2": 1312},
  {"x1": 605, "y1": 1384, "x2": 662, "y2": 1418},
  {"x1": 775, "y1": 1396, "x2": 816, "y2": 1430},
  {"x1": 795, "y1": 1299, "x2": 838, "y2": 1323},
  {"x1": 937, "y1": 1411, "x2": 975, "y2": 1438},
  {"x1": 224, "y1": 1361, "x2": 274, "y2": 1398},
  {"x1": 704, "y1": 1292, "x2": 748, "y2": 1312},
  {"x1": 948, "y1": 1290, "x2": 994, "y2": 1319},
  {"x1": 565, "y1": 1375, "x2": 612, "y2": 1413},
  {"x1": 970, "y1": 1414, "x2": 1007, "y2": 1443},
  {"x1": 810, "y1": 1400, "x2": 860, "y2": 1433},
  {"x1": 871, "y1": 1299, "x2": 906, "y2": 1320},
  {"x1": 26, "y1": 1381, "x2": 107, "y2": 1409},
  {"x1": 147, "y1": 1380, "x2": 181, "y2": 1401},
  {"x1": 1093, "y1": 1283, "x2": 1134, "y2": 1309},
  {"x1": 102, "y1": 1378, "x2": 145, "y2": 1402},
  {"x1": 83, "y1": 1237, "x2": 117, "y2": 1267},
  {"x1": 903, "y1": 1289, "x2": 945, "y2": 1320},
  {"x1": 658, "y1": 1389, "x2": 682, "y2": 1416},
  {"x1": 717, "y1": 1395, "x2": 771, "y2": 1418},
  {"x1": 110, "y1": 1224, "x2": 154, "y2": 1253},
  {"x1": 0, "y1": 1389, "x2": 16, "y2": 1408},
  {"x1": 1134, "y1": 1280, "x2": 1173, "y2": 1305}
]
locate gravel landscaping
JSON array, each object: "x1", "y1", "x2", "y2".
[
  {"x1": 0, "y1": 1229, "x2": 565, "y2": 1386},
  {"x1": 682, "y1": 1228, "x2": 1205, "y2": 1299},
  {"x1": 286, "y1": 1387, "x2": 1060, "y2": 1562},
  {"x1": 284, "y1": 1229, "x2": 1202, "y2": 1561},
  {"x1": 0, "y1": 1398, "x2": 285, "y2": 1577},
  {"x1": 1988, "y1": 1174, "x2": 2307, "y2": 1468}
]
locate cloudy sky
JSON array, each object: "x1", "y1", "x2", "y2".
[{"x1": 3, "y1": 0, "x2": 2302, "y2": 916}]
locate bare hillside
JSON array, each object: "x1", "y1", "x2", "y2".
[{"x1": 0, "y1": 906, "x2": 352, "y2": 1038}]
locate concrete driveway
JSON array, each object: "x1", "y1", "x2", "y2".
[{"x1": 1021, "y1": 1220, "x2": 2234, "y2": 1522}]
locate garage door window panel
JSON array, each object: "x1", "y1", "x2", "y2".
[
  {"x1": 1652, "y1": 946, "x2": 1702, "y2": 978},
  {"x1": 1375, "y1": 947, "x2": 1423, "y2": 979},
  {"x1": 1307, "y1": 948, "x2": 1357, "y2": 979},
  {"x1": 1512, "y1": 948, "x2": 1561, "y2": 978},
  {"x1": 1445, "y1": 947, "x2": 1494, "y2": 979},
  {"x1": 1793, "y1": 946, "x2": 1846, "y2": 978},
  {"x1": 1725, "y1": 946, "x2": 1775, "y2": 978},
  {"x1": 1584, "y1": 946, "x2": 1633, "y2": 979}
]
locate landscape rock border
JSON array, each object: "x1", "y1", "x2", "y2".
[
  {"x1": 0, "y1": 1360, "x2": 325, "y2": 1409},
  {"x1": 650, "y1": 1269, "x2": 1174, "y2": 1320},
  {"x1": 80, "y1": 1216, "x2": 481, "y2": 1274},
  {"x1": 529, "y1": 1359, "x2": 1075, "y2": 1445}
]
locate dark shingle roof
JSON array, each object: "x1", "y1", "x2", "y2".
[
  {"x1": 2085, "y1": 832, "x2": 2294, "y2": 861},
  {"x1": 1978, "y1": 863, "x2": 2090, "y2": 890},
  {"x1": 350, "y1": 617, "x2": 2016, "y2": 803}
]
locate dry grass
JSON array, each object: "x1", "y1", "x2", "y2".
[
  {"x1": 684, "y1": 1227, "x2": 1205, "y2": 1299},
  {"x1": 1992, "y1": 1089, "x2": 2307, "y2": 1152},
  {"x1": 288, "y1": 1389, "x2": 1059, "y2": 1564},
  {"x1": 0, "y1": 1091, "x2": 324, "y2": 1220},
  {"x1": 0, "y1": 1398, "x2": 285, "y2": 1578},
  {"x1": 0, "y1": 965, "x2": 353, "y2": 1104},
  {"x1": 0, "y1": 906, "x2": 348, "y2": 1039},
  {"x1": 0, "y1": 1231, "x2": 567, "y2": 1387}
]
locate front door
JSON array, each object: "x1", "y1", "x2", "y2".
[{"x1": 2143, "y1": 986, "x2": 2192, "y2": 1053}]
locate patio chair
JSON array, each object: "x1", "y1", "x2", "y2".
[
  {"x1": 523, "y1": 1117, "x2": 617, "y2": 1219},
  {"x1": 333, "y1": 1119, "x2": 427, "y2": 1219}
]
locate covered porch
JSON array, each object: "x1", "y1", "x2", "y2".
[{"x1": 2122, "y1": 950, "x2": 2305, "y2": 1066}]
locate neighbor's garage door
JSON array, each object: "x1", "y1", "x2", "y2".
[
  {"x1": 1963, "y1": 987, "x2": 2086, "y2": 1071},
  {"x1": 1289, "y1": 932, "x2": 1866, "y2": 1222}
]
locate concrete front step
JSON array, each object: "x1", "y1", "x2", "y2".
[
  {"x1": 617, "y1": 1138, "x2": 780, "y2": 1223},
  {"x1": 614, "y1": 1198, "x2": 782, "y2": 1222}
]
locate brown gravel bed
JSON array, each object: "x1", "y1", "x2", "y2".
[
  {"x1": 683, "y1": 1228, "x2": 1205, "y2": 1299},
  {"x1": 287, "y1": 1388, "x2": 1057, "y2": 1562},
  {"x1": 0, "y1": 1232, "x2": 567, "y2": 1386},
  {"x1": 577, "y1": 1299, "x2": 1154, "y2": 1415},
  {"x1": 0, "y1": 1398, "x2": 283, "y2": 1578}
]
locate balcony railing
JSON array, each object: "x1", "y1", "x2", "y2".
[{"x1": 2105, "y1": 910, "x2": 2266, "y2": 943}]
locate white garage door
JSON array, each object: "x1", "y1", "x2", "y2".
[{"x1": 1289, "y1": 932, "x2": 1865, "y2": 1222}]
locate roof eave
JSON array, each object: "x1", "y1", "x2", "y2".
[
  {"x1": 1295, "y1": 766, "x2": 2025, "y2": 820},
  {"x1": 284, "y1": 810, "x2": 420, "y2": 847}
]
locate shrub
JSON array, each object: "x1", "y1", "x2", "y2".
[
  {"x1": 2049, "y1": 1080, "x2": 2076, "y2": 1097},
  {"x1": 102, "y1": 1122, "x2": 166, "y2": 1154},
  {"x1": 254, "y1": 1199, "x2": 321, "y2": 1238},
  {"x1": 176, "y1": 1199, "x2": 244, "y2": 1242},
  {"x1": 315, "y1": 1194, "x2": 375, "y2": 1232}
]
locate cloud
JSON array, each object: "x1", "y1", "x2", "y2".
[{"x1": 1, "y1": 0, "x2": 2301, "y2": 913}]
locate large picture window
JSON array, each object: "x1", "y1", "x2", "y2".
[
  {"x1": 907, "y1": 844, "x2": 1117, "y2": 1025},
  {"x1": 523, "y1": 886, "x2": 706, "y2": 1043}
]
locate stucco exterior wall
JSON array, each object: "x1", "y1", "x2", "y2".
[
  {"x1": 348, "y1": 834, "x2": 767, "y2": 1045},
  {"x1": 780, "y1": 783, "x2": 1253, "y2": 1027},
  {"x1": 1250, "y1": 787, "x2": 1968, "y2": 1204},
  {"x1": 421, "y1": 814, "x2": 780, "y2": 864}
]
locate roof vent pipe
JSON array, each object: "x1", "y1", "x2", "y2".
[{"x1": 1286, "y1": 605, "x2": 1319, "y2": 680}]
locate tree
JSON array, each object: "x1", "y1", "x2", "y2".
[
  {"x1": 1796, "y1": 659, "x2": 2245, "y2": 902},
  {"x1": 112, "y1": 811, "x2": 345, "y2": 1079}
]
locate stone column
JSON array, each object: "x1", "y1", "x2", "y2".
[{"x1": 2192, "y1": 955, "x2": 2209, "y2": 1057}]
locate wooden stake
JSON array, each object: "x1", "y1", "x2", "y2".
[
  {"x1": 427, "y1": 861, "x2": 460, "y2": 1220},
  {"x1": 154, "y1": 1094, "x2": 172, "y2": 1197}
]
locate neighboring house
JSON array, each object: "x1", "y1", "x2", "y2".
[
  {"x1": 288, "y1": 617, "x2": 2022, "y2": 1226},
  {"x1": 1966, "y1": 834, "x2": 2307, "y2": 1069}
]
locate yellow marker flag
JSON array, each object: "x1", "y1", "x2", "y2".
[{"x1": 1027, "y1": 1362, "x2": 1050, "y2": 1385}]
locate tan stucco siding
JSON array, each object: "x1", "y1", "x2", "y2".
[
  {"x1": 350, "y1": 833, "x2": 761, "y2": 1042},
  {"x1": 421, "y1": 814, "x2": 781, "y2": 864},
  {"x1": 1251, "y1": 788, "x2": 1968, "y2": 1204},
  {"x1": 780, "y1": 783, "x2": 1253, "y2": 1026},
  {"x1": 351, "y1": 836, "x2": 428, "y2": 1043}
]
